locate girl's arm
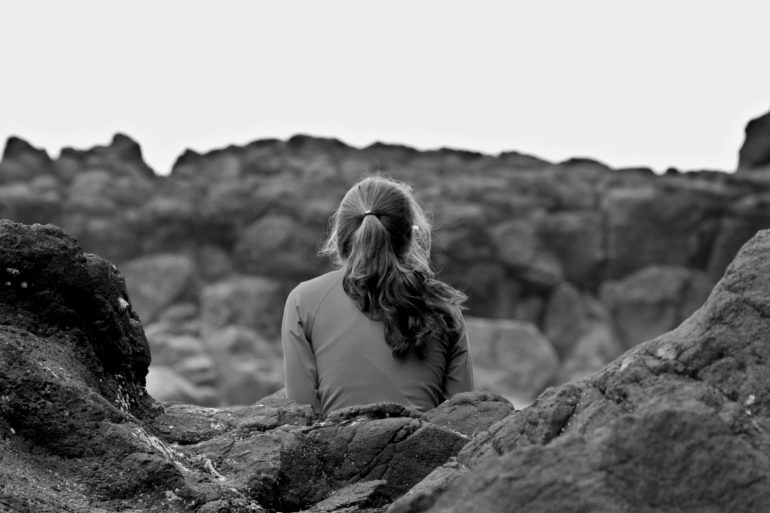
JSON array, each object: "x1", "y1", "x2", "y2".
[
  {"x1": 444, "y1": 314, "x2": 474, "y2": 396},
  {"x1": 281, "y1": 288, "x2": 321, "y2": 409}
]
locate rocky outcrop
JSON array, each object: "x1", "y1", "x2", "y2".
[
  {"x1": 4, "y1": 218, "x2": 770, "y2": 512},
  {"x1": 738, "y1": 109, "x2": 770, "y2": 171},
  {"x1": 0, "y1": 220, "x2": 513, "y2": 512},
  {"x1": 3, "y1": 118, "x2": 770, "y2": 406},
  {"x1": 393, "y1": 228, "x2": 770, "y2": 513}
]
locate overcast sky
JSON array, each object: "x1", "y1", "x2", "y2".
[{"x1": 1, "y1": 1, "x2": 768, "y2": 175}]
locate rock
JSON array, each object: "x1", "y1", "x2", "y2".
[
  {"x1": 707, "y1": 192, "x2": 770, "y2": 280},
  {"x1": 58, "y1": 133, "x2": 156, "y2": 179},
  {"x1": 170, "y1": 400, "x2": 466, "y2": 512},
  {"x1": 301, "y1": 480, "x2": 389, "y2": 512},
  {"x1": 0, "y1": 182, "x2": 61, "y2": 224},
  {"x1": 156, "y1": 301, "x2": 199, "y2": 323},
  {"x1": 305, "y1": 404, "x2": 469, "y2": 500},
  {"x1": 4, "y1": 196, "x2": 770, "y2": 512},
  {"x1": 600, "y1": 265, "x2": 714, "y2": 348},
  {"x1": 133, "y1": 196, "x2": 209, "y2": 254},
  {"x1": 430, "y1": 216, "x2": 516, "y2": 318},
  {"x1": 146, "y1": 365, "x2": 219, "y2": 406},
  {"x1": 60, "y1": 211, "x2": 142, "y2": 264},
  {"x1": 423, "y1": 391, "x2": 515, "y2": 437},
  {"x1": 385, "y1": 460, "x2": 468, "y2": 513},
  {"x1": 0, "y1": 136, "x2": 53, "y2": 183},
  {"x1": 738, "y1": 108, "x2": 770, "y2": 171},
  {"x1": 0, "y1": 220, "x2": 178, "y2": 507},
  {"x1": 556, "y1": 323, "x2": 623, "y2": 384},
  {"x1": 427, "y1": 409, "x2": 770, "y2": 513},
  {"x1": 147, "y1": 365, "x2": 222, "y2": 406},
  {"x1": 66, "y1": 169, "x2": 154, "y2": 213},
  {"x1": 233, "y1": 214, "x2": 326, "y2": 280},
  {"x1": 145, "y1": 321, "x2": 219, "y2": 390},
  {"x1": 122, "y1": 253, "x2": 197, "y2": 323},
  {"x1": 543, "y1": 282, "x2": 609, "y2": 359},
  {"x1": 602, "y1": 184, "x2": 724, "y2": 280},
  {"x1": 408, "y1": 229, "x2": 770, "y2": 513},
  {"x1": 540, "y1": 210, "x2": 605, "y2": 289},
  {"x1": 200, "y1": 275, "x2": 285, "y2": 339},
  {"x1": 464, "y1": 317, "x2": 560, "y2": 405},
  {"x1": 152, "y1": 398, "x2": 317, "y2": 445},
  {"x1": 491, "y1": 217, "x2": 563, "y2": 290},
  {"x1": 195, "y1": 244, "x2": 235, "y2": 281},
  {"x1": 204, "y1": 325, "x2": 284, "y2": 405},
  {"x1": 0, "y1": 220, "x2": 150, "y2": 389}
]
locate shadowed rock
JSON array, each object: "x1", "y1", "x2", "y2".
[{"x1": 397, "y1": 228, "x2": 770, "y2": 513}]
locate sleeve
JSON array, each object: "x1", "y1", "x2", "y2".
[
  {"x1": 444, "y1": 312, "x2": 474, "y2": 397},
  {"x1": 281, "y1": 287, "x2": 321, "y2": 409}
]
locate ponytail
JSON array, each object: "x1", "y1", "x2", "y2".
[{"x1": 321, "y1": 176, "x2": 467, "y2": 358}]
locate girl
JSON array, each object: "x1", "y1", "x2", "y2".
[{"x1": 281, "y1": 176, "x2": 473, "y2": 413}]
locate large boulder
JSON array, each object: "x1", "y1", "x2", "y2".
[
  {"x1": 0, "y1": 220, "x2": 151, "y2": 389},
  {"x1": 399, "y1": 228, "x2": 770, "y2": 513},
  {"x1": 543, "y1": 282, "x2": 612, "y2": 359},
  {"x1": 465, "y1": 317, "x2": 560, "y2": 405},
  {"x1": 600, "y1": 265, "x2": 714, "y2": 348},
  {"x1": 491, "y1": 216, "x2": 563, "y2": 290},
  {"x1": 203, "y1": 325, "x2": 284, "y2": 405},
  {"x1": 540, "y1": 210, "x2": 606, "y2": 289},
  {"x1": 0, "y1": 181, "x2": 61, "y2": 224},
  {"x1": 0, "y1": 136, "x2": 54, "y2": 183},
  {"x1": 200, "y1": 274, "x2": 285, "y2": 339},
  {"x1": 707, "y1": 192, "x2": 770, "y2": 280},
  {"x1": 232, "y1": 213, "x2": 327, "y2": 280},
  {"x1": 602, "y1": 184, "x2": 724, "y2": 280},
  {"x1": 121, "y1": 253, "x2": 198, "y2": 324}
]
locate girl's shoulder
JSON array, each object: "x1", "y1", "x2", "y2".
[{"x1": 290, "y1": 269, "x2": 344, "y2": 305}]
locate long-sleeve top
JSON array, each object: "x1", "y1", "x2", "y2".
[{"x1": 281, "y1": 269, "x2": 473, "y2": 413}]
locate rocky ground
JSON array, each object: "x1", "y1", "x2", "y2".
[
  {"x1": 3, "y1": 202, "x2": 770, "y2": 511},
  {"x1": 1, "y1": 109, "x2": 770, "y2": 406}
]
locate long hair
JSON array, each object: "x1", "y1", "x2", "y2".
[{"x1": 321, "y1": 176, "x2": 467, "y2": 358}]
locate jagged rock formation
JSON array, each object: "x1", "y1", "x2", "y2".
[
  {"x1": 0, "y1": 220, "x2": 512, "y2": 512},
  {"x1": 4, "y1": 220, "x2": 770, "y2": 512},
  {"x1": 2, "y1": 116, "x2": 770, "y2": 405}
]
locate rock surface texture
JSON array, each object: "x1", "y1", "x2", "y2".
[
  {"x1": 391, "y1": 228, "x2": 770, "y2": 513},
  {"x1": 3, "y1": 124, "x2": 770, "y2": 405}
]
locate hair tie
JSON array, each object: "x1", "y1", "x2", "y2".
[{"x1": 362, "y1": 210, "x2": 377, "y2": 218}]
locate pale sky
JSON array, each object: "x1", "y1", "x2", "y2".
[{"x1": 1, "y1": 0, "x2": 768, "y2": 175}]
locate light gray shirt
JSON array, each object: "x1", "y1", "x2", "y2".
[{"x1": 281, "y1": 269, "x2": 474, "y2": 413}]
